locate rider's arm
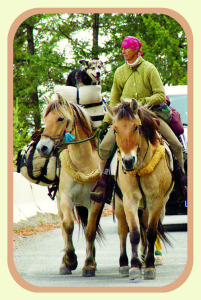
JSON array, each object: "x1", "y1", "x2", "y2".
[{"x1": 139, "y1": 64, "x2": 166, "y2": 106}]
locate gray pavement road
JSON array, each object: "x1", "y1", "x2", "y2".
[{"x1": 13, "y1": 215, "x2": 188, "y2": 288}]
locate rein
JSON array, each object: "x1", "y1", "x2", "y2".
[
  {"x1": 58, "y1": 134, "x2": 96, "y2": 148},
  {"x1": 41, "y1": 130, "x2": 96, "y2": 150}
]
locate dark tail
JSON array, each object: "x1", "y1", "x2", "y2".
[
  {"x1": 138, "y1": 210, "x2": 172, "y2": 248},
  {"x1": 157, "y1": 219, "x2": 172, "y2": 247},
  {"x1": 75, "y1": 205, "x2": 105, "y2": 243}
]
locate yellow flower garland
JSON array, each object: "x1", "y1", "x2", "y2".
[
  {"x1": 118, "y1": 144, "x2": 165, "y2": 176},
  {"x1": 60, "y1": 149, "x2": 101, "y2": 183}
]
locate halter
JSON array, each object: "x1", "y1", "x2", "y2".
[
  {"x1": 41, "y1": 133, "x2": 64, "y2": 151},
  {"x1": 41, "y1": 112, "x2": 77, "y2": 152},
  {"x1": 41, "y1": 107, "x2": 97, "y2": 152}
]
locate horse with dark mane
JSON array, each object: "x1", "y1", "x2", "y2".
[{"x1": 107, "y1": 99, "x2": 174, "y2": 280}]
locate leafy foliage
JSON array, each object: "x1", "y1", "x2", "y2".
[
  {"x1": 13, "y1": 98, "x2": 30, "y2": 158},
  {"x1": 13, "y1": 13, "x2": 187, "y2": 155}
]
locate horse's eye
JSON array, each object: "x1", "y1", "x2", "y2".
[
  {"x1": 134, "y1": 126, "x2": 139, "y2": 132},
  {"x1": 114, "y1": 128, "x2": 117, "y2": 134},
  {"x1": 58, "y1": 117, "x2": 64, "y2": 122}
]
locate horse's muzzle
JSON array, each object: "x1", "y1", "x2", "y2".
[
  {"x1": 122, "y1": 156, "x2": 136, "y2": 171},
  {"x1": 37, "y1": 139, "x2": 54, "y2": 158}
]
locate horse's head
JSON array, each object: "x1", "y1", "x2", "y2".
[
  {"x1": 107, "y1": 98, "x2": 160, "y2": 171},
  {"x1": 107, "y1": 99, "x2": 142, "y2": 171},
  {"x1": 37, "y1": 94, "x2": 75, "y2": 157}
]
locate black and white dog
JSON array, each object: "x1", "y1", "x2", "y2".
[{"x1": 65, "y1": 59, "x2": 103, "y2": 87}]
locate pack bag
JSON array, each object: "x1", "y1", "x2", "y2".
[
  {"x1": 16, "y1": 129, "x2": 59, "y2": 186},
  {"x1": 151, "y1": 102, "x2": 172, "y2": 124}
]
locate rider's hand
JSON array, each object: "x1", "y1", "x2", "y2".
[{"x1": 94, "y1": 122, "x2": 109, "y2": 138}]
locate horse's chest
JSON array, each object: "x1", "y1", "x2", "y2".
[{"x1": 67, "y1": 181, "x2": 94, "y2": 206}]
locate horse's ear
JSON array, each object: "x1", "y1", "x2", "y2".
[
  {"x1": 56, "y1": 93, "x2": 65, "y2": 104},
  {"x1": 56, "y1": 93, "x2": 73, "y2": 116},
  {"x1": 106, "y1": 104, "x2": 114, "y2": 118},
  {"x1": 130, "y1": 98, "x2": 138, "y2": 113}
]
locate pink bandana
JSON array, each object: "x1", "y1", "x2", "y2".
[{"x1": 121, "y1": 36, "x2": 143, "y2": 56}]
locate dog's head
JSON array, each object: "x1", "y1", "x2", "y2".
[{"x1": 79, "y1": 59, "x2": 103, "y2": 83}]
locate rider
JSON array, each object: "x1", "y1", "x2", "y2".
[{"x1": 90, "y1": 36, "x2": 185, "y2": 201}]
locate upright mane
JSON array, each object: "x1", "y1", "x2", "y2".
[
  {"x1": 44, "y1": 99, "x2": 72, "y2": 120},
  {"x1": 44, "y1": 99, "x2": 96, "y2": 149},
  {"x1": 70, "y1": 103, "x2": 96, "y2": 149},
  {"x1": 113, "y1": 101, "x2": 160, "y2": 145}
]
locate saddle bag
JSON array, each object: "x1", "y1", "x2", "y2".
[
  {"x1": 169, "y1": 107, "x2": 184, "y2": 136},
  {"x1": 16, "y1": 129, "x2": 59, "y2": 187},
  {"x1": 151, "y1": 102, "x2": 172, "y2": 124}
]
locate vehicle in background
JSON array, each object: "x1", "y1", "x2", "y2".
[{"x1": 163, "y1": 85, "x2": 187, "y2": 230}]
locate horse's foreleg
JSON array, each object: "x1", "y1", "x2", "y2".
[
  {"x1": 82, "y1": 202, "x2": 103, "y2": 277},
  {"x1": 144, "y1": 207, "x2": 162, "y2": 279},
  {"x1": 115, "y1": 198, "x2": 129, "y2": 277},
  {"x1": 58, "y1": 193, "x2": 78, "y2": 275},
  {"x1": 123, "y1": 199, "x2": 142, "y2": 280},
  {"x1": 139, "y1": 209, "x2": 148, "y2": 266}
]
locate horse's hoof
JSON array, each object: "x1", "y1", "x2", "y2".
[
  {"x1": 82, "y1": 266, "x2": 96, "y2": 277},
  {"x1": 119, "y1": 266, "x2": 129, "y2": 277},
  {"x1": 129, "y1": 267, "x2": 142, "y2": 280},
  {"x1": 155, "y1": 255, "x2": 163, "y2": 266},
  {"x1": 59, "y1": 263, "x2": 72, "y2": 275},
  {"x1": 144, "y1": 268, "x2": 156, "y2": 280}
]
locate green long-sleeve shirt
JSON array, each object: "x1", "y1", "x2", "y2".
[{"x1": 103, "y1": 56, "x2": 166, "y2": 124}]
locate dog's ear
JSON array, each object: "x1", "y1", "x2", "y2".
[{"x1": 79, "y1": 60, "x2": 89, "y2": 67}]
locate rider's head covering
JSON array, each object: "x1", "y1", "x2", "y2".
[{"x1": 121, "y1": 36, "x2": 143, "y2": 56}]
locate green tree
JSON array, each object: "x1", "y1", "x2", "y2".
[
  {"x1": 13, "y1": 13, "x2": 187, "y2": 157},
  {"x1": 13, "y1": 14, "x2": 66, "y2": 132},
  {"x1": 13, "y1": 98, "x2": 30, "y2": 158}
]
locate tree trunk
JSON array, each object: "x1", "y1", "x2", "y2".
[
  {"x1": 26, "y1": 23, "x2": 41, "y2": 130},
  {"x1": 92, "y1": 14, "x2": 99, "y2": 59}
]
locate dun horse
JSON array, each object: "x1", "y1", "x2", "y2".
[
  {"x1": 37, "y1": 94, "x2": 104, "y2": 277},
  {"x1": 107, "y1": 99, "x2": 174, "y2": 280}
]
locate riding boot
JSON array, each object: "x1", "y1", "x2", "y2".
[
  {"x1": 90, "y1": 187, "x2": 104, "y2": 202},
  {"x1": 173, "y1": 157, "x2": 187, "y2": 202},
  {"x1": 90, "y1": 169, "x2": 110, "y2": 203}
]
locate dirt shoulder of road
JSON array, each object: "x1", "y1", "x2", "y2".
[{"x1": 13, "y1": 204, "x2": 113, "y2": 247}]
